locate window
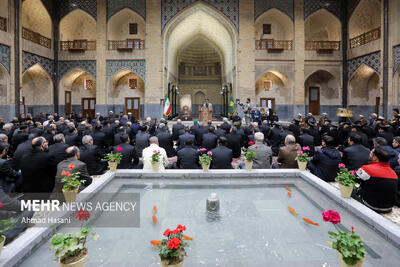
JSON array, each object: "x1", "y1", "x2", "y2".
[
  {"x1": 263, "y1": 24, "x2": 271, "y2": 34},
  {"x1": 264, "y1": 80, "x2": 272, "y2": 91},
  {"x1": 129, "y1": 23, "x2": 138, "y2": 35},
  {"x1": 129, "y1": 78, "x2": 137, "y2": 89}
]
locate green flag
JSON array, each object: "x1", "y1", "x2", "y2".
[{"x1": 228, "y1": 95, "x2": 235, "y2": 115}]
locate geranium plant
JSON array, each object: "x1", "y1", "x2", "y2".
[
  {"x1": 104, "y1": 152, "x2": 122, "y2": 164},
  {"x1": 0, "y1": 203, "x2": 17, "y2": 242},
  {"x1": 295, "y1": 146, "x2": 310, "y2": 162},
  {"x1": 61, "y1": 164, "x2": 85, "y2": 191},
  {"x1": 199, "y1": 149, "x2": 212, "y2": 166},
  {"x1": 158, "y1": 225, "x2": 189, "y2": 265},
  {"x1": 50, "y1": 209, "x2": 98, "y2": 265},
  {"x1": 244, "y1": 151, "x2": 257, "y2": 161},
  {"x1": 152, "y1": 150, "x2": 161, "y2": 164},
  {"x1": 336, "y1": 164, "x2": 358, "y2": 187},
  {"x1": 322, "y1": 210, "x2": 366, "y2": 266}
]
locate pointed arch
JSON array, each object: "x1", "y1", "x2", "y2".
[
  {"x1": 59, "y1": 9, "x2": 96, "y2": 41},
  {"x1": 0, "y1": 63, "x2": 10, "y2": 105},
  {"x1": 305, "y1": 9, "x2": 341, "y2": 42},
  {"x1": 107, "y1": 8, "x2": 146, "y2": 41},
  {"x1": 348, "y1": 64, "x2": 380, "y2": 106},
  {"x1": 22, "y1": 0, "x2": 52, "y2": 39},
  {"x1": 349, "y1": 0, "x2": 381, "y2": 39},
  {"x1": 256, "y1": 70, "x2": 291, "y2": 107},
  {"x1": 255, "y1": 8, "x2": 293, "y2": 41}
]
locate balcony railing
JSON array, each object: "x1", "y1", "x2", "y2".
[
  {"x1": 60, "y1": 40, "x2": 96, "y2": 51},
  {"x1": 0, "y1": 17, "x2": 6, "y2": 32},
  {"x1": 350, "y1": 27, "x2": 381, "y2": 49},
  {"x1": 305, "y1": 41, "x2": 340, "y2": 51},
  {"x1": 22, "y1": 27, "x2": 51, "y2": 49},
  {"x1": 255, "y1": 39, "x2": 293, "y2": 51},
  {"x1": 108, "y1": 39, "x2": 144, "y2": 51}
]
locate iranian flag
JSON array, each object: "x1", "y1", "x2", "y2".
[{"x1": 163, "y1": 94, "x2": 171, "y2": 116}]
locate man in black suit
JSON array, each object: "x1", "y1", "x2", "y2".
[
  {"x1": 11, "y1": 125, "x2": 29, "y2": 153},
  {"x1": 226, "y1": 127, "x2": 242, "y2": 158},
  {"x1": 103, "y1": 122, "x2": 115, "y2": 148},
  {"x1": 29, "y1": 122, "x2": 43, "y2": 136},
  {"x1": 377, "y1": 124, "x2": 393, "y2": 145},
  {"x1": 12, "y1": 133, "x2": 37, "y2": 171},
  {"x1": 79, "y1": 135, "x2": 107, "y2": 175},
  {"x1": 48, "y1": 134, "x2": 70, "y2": 166},
  {"x1": 342, "y1": 133, "x2": 370, "y2": 171},
  {"x1": 65, "y1": 127, "x2": 80, "y2": 147},
  {"x1": 0, "y1": 143, "x2": 22, "y2": 193},
  {"x1": 288, "y1": 119, "x2": 300, "y2": 138},
  {"x1": 211, "y1": 137, "x2": 233, "y2": 169},
  {"x1": 156, "y1": 126, "x2": 176, "y2": 157},
  {"x1": 177, "y1": 138, "x2": 200, "y2": 169},
  {"x1": 172, "y1": 119, "x2": 185, "y2": 141},
  {"x1": 202, "y1": 126, "x2": 218, "y2": 150},
  {"x1": 91, "y1": 124, "x2": 107, "y2": 152},
  {"x1": 21, "y1": 137, "x2": 57, "y2": 193},
  {"x1": 114, "y1": 126, "x2": 126, "y2": 146},
  {"x1": 177, "y1": 128, "x2": 195, "y2": 151},
  {"x1": 215, "y1": 125, "x2": 226, "y2": 139},
  {"x1": 268, "y1": 123, "x2": 283, "y2": 156},
  {"x1": 195, "y1": 122, "x2": 209, "y2": 147},
  {"x1": 220, "y1": 118, "x2": 231, "y2": 134},
  {"x1": 113, "y1": 134, "x2": 139, "y2": 169},
  {"x1": 135, "y1": 125, "x2": 150, "y2": 157},
  {"x1": 297, "y1": 127, "x2": 315, "y2": 156}
]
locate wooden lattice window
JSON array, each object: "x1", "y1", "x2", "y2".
[
  {"x1": 264, "y1": 80, "x2": 272, "y2": 91},
  {"x1": 84, "y1": 79, "x2": 94, "y2": 90},
  {"x1": 129, "y1": 23, "x2": 138, "y2": 35},
  {"x1": 129, "y1": 78, "x2": 137, "y2": 89},
  {"x1": 263, "y1": 24, "x2": 271, "y2": 34}
]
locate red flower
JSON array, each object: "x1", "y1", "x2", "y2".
[
  {"x1": 116, "y1": 147, "x2": 123, "y2": 152},
  {"x1": 75, "y1": 209, "x2": 90, "y2": 221},
  {"x1": 0, "y1": 202, "x2": 3, "y2": 208},
  {"x1": 167, "y1": 237, "x2": 181, "y2": 250},
  {"x1": 322, "y1": 210, "x2": 341, "y2": 224},
  {"x1": 176, "y1": 224, "x2": 186, "y2": 232},
  {"x1": 68, "y1": 164, "x2": 76, "y2": 170},
  {"x1": 163, "y1": 229, "x2": 171, "y2": 236},
  {"x1": 62, "y1": 170, "x2": 71, "y2": 177},
  {"x1": 248, "y1": 141, "x2": 254, "y2": 146}
]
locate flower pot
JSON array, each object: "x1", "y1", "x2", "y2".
[
  {"x1": 337, "y1": 251, "x2": 364, "y2": 267},
  {"x1": 152, "y1": 162, "x2": 160, "y2": 172},
  {"x1": 161, "y1": 258, "x2": 184, "y2": 267},
  {"x1": 245, "y1": 160, "x2": 253, "y2": 171},
  {"x1": 0, "y1": 235, "x2": 6, "y2": 257},
  {"x1": 62, "y1": 187, "x2": 79, "y2": 203},
  {"x1": 202, "y1": 163, "x2": 210, "y2": 172},
  {"x1": 339, "y1": 183, "x2": 353, "y2": 199},
  {"x1": 59, "y1": 250, "x2": 88, "y2": 267},
  {"x1": 297, "y1": 160, "x2": 307, "y2": 171},
  {"x1": 108, "y1": 161, "x2": 118, "y2": 171}
]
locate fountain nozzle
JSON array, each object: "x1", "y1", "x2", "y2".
[{"x1": 206, "y1": 193, "x2": 220, "y2": 212}]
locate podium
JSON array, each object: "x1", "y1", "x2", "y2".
[{"x1": 199, "y1": 106, "x2": 212, "y2": 124}]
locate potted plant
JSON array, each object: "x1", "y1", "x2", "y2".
[
  {"x1": 244, "y1": 150, "x2": 257, "y2": 171},
  {"x1": 198, "y1": 148, "x2": 212, "y2": 171},
  {"x1": 322, "y1": 210, "x2": 366, "y2": 267},
  {"x1": 0, "y1": 207, "x2": 17, "y2": 257},
  {"x1": 295, "y1": 146, "x2": 310, "y2": 170},
  {"x1": 151, "y1": 150, "x2": 161, "y2": 172},
  {"x1": 336, "y1": 164, "x2": 358, "y2": 198},
  {"x1": 157, "y1": 225, "x2": 189, "y2": 267},
  {"x1": 104, "y1": 152, "x2": 122, "y2": 171},
  {"x1": 50, "y1": 209, "x2": 98, "y2": 267},
  {"x1": 61, "y1": 164, "x2": 85, "y2": 203}
]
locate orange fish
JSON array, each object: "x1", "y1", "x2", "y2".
[
  {"x1": 285, "y1": 186, "x2": 292, "y2": 192},
  {"x1": 152, "y1": 215, "x2": 157, "y2": 224},
  {"x1": 288, "y1": 206, "x2": 299, "y2": 216},
  {"x1": 182, "y1": 235, "x2": 194, "y2": 241},
  {"x1": 153, "y1": 205, "x2": 157, "y2": 214},
  {"x1": 288, "y1": 192, "x2": 292, "y2": 197},
  {"x1": 303, "y1": 218, "x2": 319, "y2": 226},
  {"x1": 150, "y1": 240, "x2": 161, "y2": 246}
]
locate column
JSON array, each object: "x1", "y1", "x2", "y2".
[
  {"x1": 95, "y1": 0, "x2": 107, "y2": 115},
  {"x1": 293, "y1": 0, "x2": 306, "y2": 116},
  {"x1": 53, "y1": 10, "x2": 59, "y2": 114},
  {"x1": 13, "y1": 0, "x2": 20, "y2": 117},
  {"x1": 382, "y1": 0, "x2": 389, "y2": 118},
  {"x1": 342, "y1": 0, "x2": 348, "y2": 107}
]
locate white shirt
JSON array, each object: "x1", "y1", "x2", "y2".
[{"x1": 142, "y1": 144, "x2": 168, "y2": 170}]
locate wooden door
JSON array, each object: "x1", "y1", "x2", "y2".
[
  {"x1": 81, "y1": 98, "x2": 96, "y2": 118},
  {"x1": 65, "y1": 91, "x2": 72, "y2": 117},
  {"x1": 375, "y1": 97, "x2": 380, "y2": 115},
  {"x1": 260, "y1": 98, "x2": 275, "y2": 113},
  {"x1": 125, "y1": 97, "x2": 140, "y2": 119},
  {"x1": 309, "y1": 87, "x2": 320, "y2": 115}
]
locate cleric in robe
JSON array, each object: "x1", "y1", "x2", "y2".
[{"x1": 203, "y1": 99, "x2": 213, "y2": 109}]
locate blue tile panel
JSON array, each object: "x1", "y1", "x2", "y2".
[
  {"x1": 22, "y1": 51, "x2": 54, "y2": 76},
  {"x1": 348, "y1": 51, "x2": 381, "y2": 79},
  {"x1": 254, "y1": 0, "x2": 294, "y2": 21},
  {"x1": 106, "y1": 60, "x2": 146, "y2": 81},
  {"x1": 58, "y1": 60, "x2": 96, "y2": 80}
]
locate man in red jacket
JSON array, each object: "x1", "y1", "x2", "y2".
[{"x1": 355, "y1": 146, "x2": 398, "y2": 213}]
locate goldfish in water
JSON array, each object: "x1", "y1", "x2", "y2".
[
  {"x1": 288, "y1": 192, "x2": 292, "y2": 197},
  {"x1": 150, "y1": 240, "x2": 161, "y2": 246},
  {"x1": 152, "y1": 215, "x2": 157, "y2": 224},
  {"x1": 182, "y1": 234, "x2": 194, "y2": 241},
  {"x1": 285, "y1": 186, "x2": 292, "y2": 192},
  {"x1": 153, "y1": 205, "x2": 157, "y2": 214},
  {"x1": 288, "y1": 206, "x2": 299, "y2": 216},
  {"x1": 303, "y1": 218, "x2": 319, "y2": 226}
]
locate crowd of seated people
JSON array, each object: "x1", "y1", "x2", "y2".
[{"x1": 0, "y1": 109, "x2": 399, "y2": 218}]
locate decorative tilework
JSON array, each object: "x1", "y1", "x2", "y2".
[
  {"x1": 22, "y1": 51, "x2": 54, "y2": 76},
  {"x1": 58, "y1": 60, "x2": 96, "y2": 80},
  {"x1": 348, "y1": 51, "x2": 381, "y2": 79},
  {"x1": 393, "y1": 44, "x2": 400, "y2": 75},
  {"x1": 106, "y1": 60, "x2": 146, "y2": 81},
  {"x1": 22, "y1": 0, "x2": 54, "y2": 19},
  {"x1": 304, "y1": 0, "x2": 342, "y2": 20},
  {"x1": 161, "y1": 0, "x2": 239, "y2": 32},
  {"x1": 57, "y1": 0, "x2": 97, "y2": 20},
  {"x1": 254, "y1": 0, "x2": 294, "y2": 21},
  {"x1": 0, "y1": 44, "x2": 10, "y2": 74},
  {"x1": 107, "y1": 0, "x2": 146, "y2": 20}
]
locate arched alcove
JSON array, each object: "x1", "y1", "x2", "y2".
[
  {"x1": 0, "y1": 1, "x2": 9, "y2": 22},
  {"x1": 22, "y1": 0, "x2": 52, "y2": 39},
  {"x1": 107, "y1": 8, "x2": 145, "y2": 41},
  {"x1": 305, "y1": 70, "x2": 340, "y2": 115},
  {"x1": 21, "y1": 64, "x2": 53, "y2": 115},
  {"x1": 256, "y1": 71, "x2": 291, "y2": 113},
  {"x1": 394, "y1": 70, "x2": 400, "y2": 106},
  {"x1": 0, "y1": 64, "x2": 9, "y2": 105},
  {"x1": 349, "y1": 0, "x2": 381, "y2": 39},
  {"x1": 305, "y1": 9, "x2": 341, "y2": 41},
  {"x1": 59, "y1": 9, "x2": 96, "y2": 41},
  {"x1": 255, "y1": 8, "x2": 293, "y2": 41}
]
